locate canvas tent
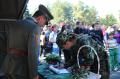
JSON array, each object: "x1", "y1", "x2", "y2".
[
  {"x1": 0, "y1": 0, "x2": 28, "y2": 72},
  {"x1": 0, "y1": 0, "x2": 28, "y2": 20}
]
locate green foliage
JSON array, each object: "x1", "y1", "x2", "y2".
[
  {"x1": 72, "y1": 1, "x2": 84, "y2": 21},
  {"x1": 49, "y1": 0, "x2": 118, "y2": 26},
  {"x1": 83, "y1": 6, "x2": 97, "y2": 25},
  {"x1": 51, "y1": 0, "x2": 73, "y2": 24},
  {"x1": 50, "y1": 0, "x2": 97, "y2": 25},
  {"x1": 100, "y1": 14, "x2": 117, "y2": 26},
  {"x1": 45, "y1": 54, "x2": 61, "y2": 63},
  {"x1": 63, "y1": 3, "x2": 73, "y2": 22},
  {"x1": 23, "y1": 8, "x2": 31, "y2": 19},
  {"x1": 72, "y1": 1, "x2": 97, "y2": 25}
]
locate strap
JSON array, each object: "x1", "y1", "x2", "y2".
[
  {"x1": 7, "y1": 48, "x2": 28, "y2": 57},
  {"x1": 77, "y1": 45, "x2": 100, "y2": 75}
]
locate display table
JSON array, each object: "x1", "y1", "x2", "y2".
[{"x1": 38, "y1": 64, "x2": 71, "y2": 79}]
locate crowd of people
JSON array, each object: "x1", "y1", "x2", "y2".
[{"x1": 39, "y1": 19, "x2": 120, "y2": 79}]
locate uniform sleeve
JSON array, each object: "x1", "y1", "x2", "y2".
[{"x1": 28, "y1": 27, "x2": 40, "y2": 79}]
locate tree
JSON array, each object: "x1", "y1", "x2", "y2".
[
  {"x1": 51, "y1": 0, "x2": 73, "y2": 24},
  {"x1": 63, "y1": 3, "x2": 73, "y2": 22},
  {"x1": 50, "y1": 0, "x2": 97, "y2": 25},
  {"x1": 100, "y1": 14, "x2": 117, "y2": 26},
  {"x1": 82, "y1": 6, "x2": 97, "y2": 25},
  {"x1": 72, "y1": 1, "x2": 97, "y2": 25},
  {"x1": 72, "y1": 1, "x2": 84, "y2": 21}
]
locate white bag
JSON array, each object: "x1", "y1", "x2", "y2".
[{"x1": 77, "y1": 45, "x2": 101, "y2": 79}]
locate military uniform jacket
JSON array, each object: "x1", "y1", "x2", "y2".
[
  {"x1": 58, "y1": 33, "x2": 109, "y2": 79},
  {"x1": 65, "y1": 34, "x2": 95, "y2": 67},
  {"x1": 2, "y1": 17, "x2": 41, "y2": 79},
  {"x1": 68, "y1": 34, "x2": 109, "y2": 79}
]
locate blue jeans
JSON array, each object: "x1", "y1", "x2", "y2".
[{"x1": 52, "y1": 47, "x2": 59, "y2": 56}]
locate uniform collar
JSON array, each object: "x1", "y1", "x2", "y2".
[{"x1": 31, "y1": 17, "x2": 38, "y2": 23}]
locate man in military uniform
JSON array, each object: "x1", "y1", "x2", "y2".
[
  {"x1": 1, "y1": 4, "x2": 53, "y2": 79},
  {"x1": 56, "y1": 33, "x2": 110, "y2": 79}
]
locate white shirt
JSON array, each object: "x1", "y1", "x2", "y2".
[
  {"x1": 49, "y1": 31, "x2": 57, "y2": 43},
  {"x1": 49, "y1": 31, "x2": 58, "y2": 48},
  {"x1": 107, "y1": 38, "x2": 118, "y2": 49}
]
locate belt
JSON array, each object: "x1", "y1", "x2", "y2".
[{"x1": 7, "y1": 48, "x2": 28, "y2": 57}]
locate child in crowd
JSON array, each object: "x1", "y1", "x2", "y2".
[{"x1": 106, "y1": 32, "x2": 119, "y2": 71}]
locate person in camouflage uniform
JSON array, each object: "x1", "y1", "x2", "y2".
[{"x1": 56, "y1": 33, "x2": 110, "y2": 79}]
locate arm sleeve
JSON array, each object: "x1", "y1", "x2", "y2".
[{"x1": 28, "y1": 27, "x2": 40, "y2": 79}]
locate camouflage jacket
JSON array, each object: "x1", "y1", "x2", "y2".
[{"x1": 57, "y1": 33, "x2": 110, "y2": 79}]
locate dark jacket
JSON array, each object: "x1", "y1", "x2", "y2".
[
  {"x1": 90, "y1": 29, "x2": 104, "y2": 44},
  {"x1": 57, "y1": 33, "x2": 109, "y2": 79}
]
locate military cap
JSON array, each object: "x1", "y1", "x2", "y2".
[
  {"x1": 56, "y1": 33, "x2": 76, "y2": 49},
  {"x1": 33, "y1": 4, "x2": 54, "y2": 25},
  {"x1": 39, "y1": 4, "x2": 54, "y2": 25}
]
